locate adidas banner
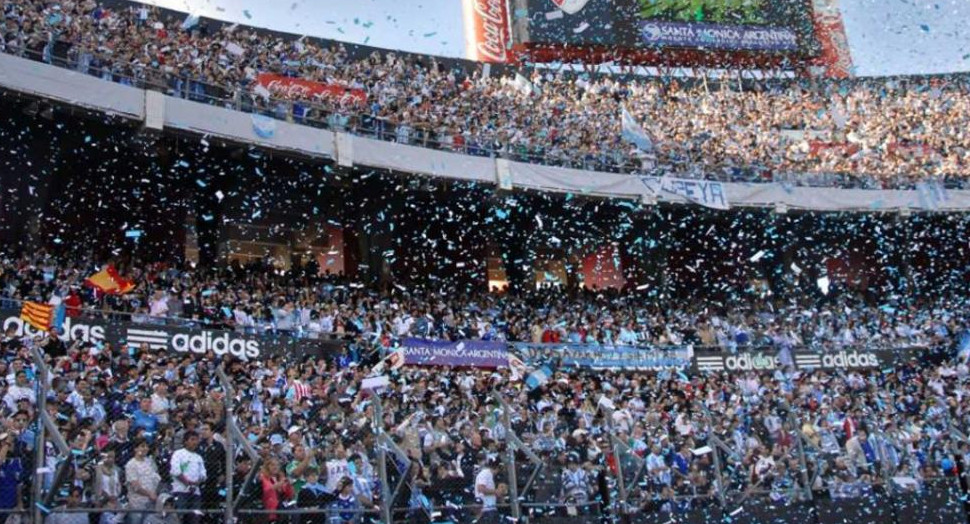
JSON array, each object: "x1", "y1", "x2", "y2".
[
  {"x1": 692, "y1": 347, "x2": 938, "y2": 374},
  {"x1": 0, "y1": 308, "x2": 345, "y2": 361}
]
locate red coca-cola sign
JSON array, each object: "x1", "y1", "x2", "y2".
[
  {"x1": 255, "y1": 73, "x2": 368, "y2": 106},
  {"x1": 463, "y1": 0, "x2": 512, "y2": 63}
]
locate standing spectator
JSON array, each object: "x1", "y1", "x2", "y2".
[
  {"x1": 0, "y1": 432, "x2": 25, "y2": 518},
  {"x1": 197, "y1": 423, "x2": 225, "y2": 517},
  {"x1": 560, "y1": 454, "x2": 590, "y2": 504},
  {"x1": 44, "y1": 487, "x2": 88, "y2": 524},
  {"x1": 170, "y1": 431, "x2": 207, "y2": 524},
  {"x1": 94, "y1": 450, "x2": 123, "y2": 505},
  {"x1": 296, "y1": 466, "x2": 333, "y2": 524},
  {"x1": 474, "y1": 456, "x2": 505, "y2": 524},
  {"x1": 125, "y1": 438, "x2": 162, "y2": 524},
  {"x1": 330, "y1": 477, "x2": 362, "y2": 524},
  {"x1": 2, "y1": 371, "x2": 35, "y2": 411},
  {"x1": 151, "y1": 383, "x2": 172, "y2": 426},
  {"x1": 258, "y1": 458, "x2": 294, "y2": 523},
  {"x1": 132, "y1": 398, "x2": 160, "y2": 440}
]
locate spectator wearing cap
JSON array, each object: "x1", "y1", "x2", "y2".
[
  {"x1": 170, "y1": 430, "x2": 207, "y2": 524},
  {"x1": 280, "y1": 425, "x2": 305, "y2": 458},
  {"x1": 561, "y1": 452, "x2": 590, "y2": 505}
]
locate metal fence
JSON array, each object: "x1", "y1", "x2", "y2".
[{"x1": 6, "y1": 343, "x2": 970, "y2": 523}]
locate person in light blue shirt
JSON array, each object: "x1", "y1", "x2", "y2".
[
  {"x1": 131, "y1": 397, "x2": 159, "y2": 441},
  {"x1": 618, "y1": 324, "x2": 639, "y2": 345}
]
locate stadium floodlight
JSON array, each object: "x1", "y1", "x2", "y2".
[
  {"x1": 775, "y1": 203, "x2": 789, "y2": 214},
  {"x1": 900, "y1": 208, "x2": 912, "y2": 217},
  {"x1": 640, "y1": 193, "x2": 657, "y2": 206}
]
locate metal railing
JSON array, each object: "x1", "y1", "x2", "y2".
[
  {"x1": 9, "y1": 342, "x2": 970, "y2": 523},
  {"x1": 0, "y1": 295, "x2": 945, "y2": 351},
  {"x1": 3, "y1": 43, "x2": 968, "y2": 190}
]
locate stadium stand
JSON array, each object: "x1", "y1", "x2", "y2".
[
  {"x1": 0, "y1": 251, "x2": 968, "y2": 523},
  {"x1": 1, "y1": 0, "x2": 968, "y2": 187},
  {"x1": 2, "y1": 1, "x2": 970, "y2": 524}
]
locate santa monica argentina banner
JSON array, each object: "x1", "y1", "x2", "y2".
[{"x1": 401, "y1": 338, "x2": 509, "y2": 368}]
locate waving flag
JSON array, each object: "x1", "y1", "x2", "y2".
[
  {"x1": 621, "y1": 106, "x2": 654, "y2": 152},
  {"x1": 84, "y1": 266, "x2": 135, "y2": 295},
  {"x1": 21, "y1": 301, "x2": 54, "y2": 332}
]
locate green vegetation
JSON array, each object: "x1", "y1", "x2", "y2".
[{"x1": 637, "y1": 0, "x2": 767, "y2": 25}]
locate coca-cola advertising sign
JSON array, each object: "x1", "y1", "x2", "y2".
[
  {"x1": 811, "y1": 0, "x2": 854, "y2": 79},
  {"x1": 255, "y1": 73, "x2": 368, "y2": 106},
  {"x1": 463, "y1": 0, "x2": 512, "y2": 63}
]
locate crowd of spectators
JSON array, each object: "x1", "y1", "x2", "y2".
[
  {"x1": 1, "y1": 0, "x2": 968, "y2": 186},
  {"x1": 2, "y1": 288, "x2": 970, "y2": 523},
  {"x1": 1, "y1": 254, "x2": 965, "y2": 354}
]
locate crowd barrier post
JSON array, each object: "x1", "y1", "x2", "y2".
[
  {"x1": 491, "y1": 391, "x2": 522, "y2": 521},
  {"x1": 29, "y1": 346, "x2": 49, "y2": 524},
  {"x1": 217, "y1": 365, "x2": 262, "y2": 513},
  {"x1": 29, "y1": 347, "x2": 73, "y2": 511},
  {"x1": 219, "y1": 364, "x2": 237, "y2": 524},
  {"x1": 372, "y1": 394, "x2": 394, "y2": 524},
  {"x1": 697, "y1": 402, "x2": 728, "y2": 507},
  {"x1": 786, "y1": 407, "x2": 814, "y2": 501},
  {"x1": 610, "y1": 432, "x2": 628, "y2": 513}
]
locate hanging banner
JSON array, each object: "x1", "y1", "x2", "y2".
[
  {"x1": 400, "y1": 338, "x2": 509, "y2": 368},
  {"x1": 642, "y1": 176, "x2": 731, "y2": 210},
  {"x1": 639, "y1": 21, "x2": 798, "y2": 52},
  {"x1": 515, "y1": 343, "x2": 692, "y2": 370},
  {"x1": 255, "y1": 73, "x2": 368, "y2": 105},
  {"x1": 0, "y1": 309, "x2": 344, "y2": 361},
  {"x1": 692, "y1": 348, "x2": 935, "y2": 373}
]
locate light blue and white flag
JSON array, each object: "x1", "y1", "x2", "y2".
[
  {"x1": 621, "y1": 106, "x2": 654, "y2": 153},
  {"x1": 525, "y1": 366, "x2": 552, "y2": 390}
]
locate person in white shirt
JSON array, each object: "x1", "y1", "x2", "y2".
[
  {"x1": 148, "y1": 291, "x2": 169, "y2": 319},
  {"x1": 169, "y1": 431, "x2": 206, "y2": 524},
  {"x1": 324, "y1": 449, "x2": 350, "y2": 493},
  {"x1": 2, "y1": 371, "x2": 35, "y2": 410},
  {"x1": 561, "y1": 455, "x2": 590, "y2": 504},
  {"x1": 474, "y1": 456, "x2": 506, "y2": 524},
  {"x1": 150, "y1": 383, "x2": 172, "y2": 425}
]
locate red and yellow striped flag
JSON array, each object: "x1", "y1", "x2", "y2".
[
  {"x1": 21, "y1": 301, "x2": 54, "y2": 332},
  {"x1": 84, "y1": 265, "x2": 135, "y2": 295}
]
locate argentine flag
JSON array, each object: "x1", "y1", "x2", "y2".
[
  {"x1": 621, "y1": 106, "x2": 654, "y2": 153},
  {"x1": 525, "y1": 366, "x2": 552, "y2": 390}
]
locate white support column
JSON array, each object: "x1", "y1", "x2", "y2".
[
  {"x1": 335, "y1": 133, "x2": 354, "y2": 167},
  {"x1": 144, "y1": 90, "x2": 165, "y2": 130},
  {"x1": 496, "y1": 158, "x2": 513, "y2": 190}
]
